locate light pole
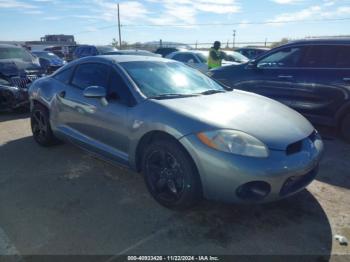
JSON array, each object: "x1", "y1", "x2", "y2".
[
  {"x1": 117, "y1": 3, "x2": 122, "y2": 49},
  {"x1": 233, "y1": 29, "x2": 236, "y2": 50}
]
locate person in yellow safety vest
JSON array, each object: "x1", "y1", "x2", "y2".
[{"x1": 208, "y1": 41, "x2": 226, "y2": 69}]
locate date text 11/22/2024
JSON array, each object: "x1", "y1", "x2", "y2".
[{"x1": 127, "y1": 256, "x2": 220, "y2": 261}]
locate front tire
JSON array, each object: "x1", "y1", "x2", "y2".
[
  {"x1": 31, "y1": 104, "x2": 59, "y2": 146},
  {"x1": 141, "y1": 139, "x2": 202, "y2": 209},
  {"x1": 340, "y1": 112, "x2": 350, "y2": 143}
]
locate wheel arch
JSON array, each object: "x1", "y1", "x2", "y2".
[
  {"x1": 31, "y1": 99, "x2": 49, "y2": 112},
  {"x1": 135, "y1": 131, "x2": 178, "y2": 171},
  {"x1": 134, "y1": 131, "x2": 200, "y2": 183}
]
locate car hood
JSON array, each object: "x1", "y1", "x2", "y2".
[
  {"x1": 222, "y1": 60, "x2": 240, "y2": 66},
  {"x1": 0, "y1": 58, "x2": 42, "y2": 76},
  {"x1": 47, "y1": 57, "x2": 64, "y2": 66},
  {"x1": 156, "y1": 91, "x2": 314, "y2": 150}
]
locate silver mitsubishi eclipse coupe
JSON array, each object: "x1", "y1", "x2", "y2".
[{"x1": 29, "y1": 55, "x2": 323, "y2": 209}]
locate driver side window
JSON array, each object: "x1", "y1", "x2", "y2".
[
  {"x1": 108, "y1": 70, "x2": 132, "y2": 105},
  {"x1": 71, "y1": 63, "x2": 109, "y2": 89},
  {"x1": 257, "y1": 47, "x2": 303, "y2": 69}
]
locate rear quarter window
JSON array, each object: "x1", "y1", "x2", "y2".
[
  {"x1": 300, "y1": 45, "x2": 336, "y2": 68},
  {"x1": 335, "y1": 45, "x2": 350, "y2": 68},
  {"x1": 53, "y1": 67, "x2": 74, "y2": 84}
]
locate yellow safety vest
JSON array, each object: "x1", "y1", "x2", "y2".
[{"x1": 208, "y1": 48, "x2": 222, "y2": 69}]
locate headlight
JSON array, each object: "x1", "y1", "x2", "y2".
[{"x1": 197, "y1": 130, "x2": 269, "y2": 158}]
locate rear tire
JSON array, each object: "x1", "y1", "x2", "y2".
[
  {"x1": 340, "y1": 113, "x2": 350, "y2": 143},
  {"x1": 31, "y1": 104, "x2": 59, "y2": 146},
  {"x1": 141, "y1": 139, "x2": 202, "y2": 209}
]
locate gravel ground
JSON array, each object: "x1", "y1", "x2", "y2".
[{"x1": 0, "y1": 112, "x2": 349, "y2": 261}]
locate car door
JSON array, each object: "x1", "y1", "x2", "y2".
[
  {"x1": 292, "y1": 44, "x2": 350, "y2": 126},
  {"x1": 85, "y1": 66, "x2": 135, "y2": 163},
  {"x1": 235, "y1": 46, "x2": 304, "y2": 107},
  {"x1": 54, "y1": 62, "x2": 131, "y2": 164}
]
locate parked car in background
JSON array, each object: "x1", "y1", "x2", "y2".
[
  {"x1": 29, "y1": 55, "x2": 323, "y2": 208},
  {"x1": 155, "y1": 47, "x2": 188, "y2": 57},
  {"x1": 44, "y1": 45, "x2": 76, "y2": 62},
  {"x1": 166, "y1": 50, "x2": 238, "y2": 73},
  {"x1": 103, "y1": 50, "x2": 161, "y2": 57},
  {"x1": 166, "y1": 50, "x2": 209, "y2": 73},
  {"x1": 209, "y1": 38, "x2": 350, "y2": 142},
  {"x1": 73, "y1": 45, "x2": 117, "y2": 60},
  {"x1": 223, "y1": 51, "x2": 249, "y2": 63},
  {"x1": 0, "y1": 44, "x2": 44, "y2": 111},
  {"x1": 235, "y1": 47, "x2": 270, "y2": 59},
  {"x1": 32, "y1": 51, "x2": 66, "y2": 74}
]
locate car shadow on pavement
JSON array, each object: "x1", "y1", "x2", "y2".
[
  {"x1": 0, "y1": 136, "x2": 333, "y2": 258},
  {"x1": 317, "y1": 142, "x2": 350, "y2": 190},
  {"x1": 164, "y1": 191, "x2": 332, "y2": 258}
]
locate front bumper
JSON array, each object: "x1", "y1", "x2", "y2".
[
  {"x1": 179, "y1": 133, "x2": 323, "y2": 203},
  {"x1": 0, "y1": 86, "x2": 29, "y2": 110}
]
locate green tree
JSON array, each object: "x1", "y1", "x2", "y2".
[
  {"x1": 111, "y1": 38, "x2": 129, "y2": 49},
  {"x1": 270, "y1": 38, "x2": 289, "y2": 48}
]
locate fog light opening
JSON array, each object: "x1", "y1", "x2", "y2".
[{"x1": 236, "y1": 181, "x2": 271, "y2": 201}]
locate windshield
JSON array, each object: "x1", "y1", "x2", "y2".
[
  {"x1": 0, "y1": 47, "x2": 34, "y2": 61},
  {"x1": 196, "y1": 53, "x2": 207, "y2": 63},
  {"x1": 225, "y1": 51, "x2": 249, "y2": 63},
  {"x1": 33, "y1": 52, "x2": 60, "y2": 60},
  {"x1": 121, "y1": 61, "x2": 224, "y2": 98}
]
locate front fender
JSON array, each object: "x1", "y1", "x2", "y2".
[{"x1": 29, "y1": 76, "x2": 57, "y2": 111}]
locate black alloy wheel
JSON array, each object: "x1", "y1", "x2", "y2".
[
  {"x1": 31, "y1": 104, "x2": 58, "y2": 146},
  {"x1": 145, "y1": 150, "x2": 185, "y2": 202},
  {"x1": 142, "y1": 139, "x2": 202, "y2": 209}
]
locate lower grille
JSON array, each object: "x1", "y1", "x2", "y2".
[
  {"x1": 27, "y1": 75, "x2": 40, "y2": 82},
  {"x1": 279, "y1": 166, "x2": 318, "y2": 197},
  {"x1": 10, "y1": 75, "x2": 39, "y2": 89}
]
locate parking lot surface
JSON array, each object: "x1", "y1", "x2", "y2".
[{"x1": 0, "y1": 113, "x2": 349, "y2": 260}]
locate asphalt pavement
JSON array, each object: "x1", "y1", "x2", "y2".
[{"x1": 0, "y1": 112, "x2": 349, "y2": 261}]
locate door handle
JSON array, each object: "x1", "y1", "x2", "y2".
[
  {"x1": 278, "y1": 75, "x2": 293, "y2": 79},
  {"x1": 343, "y1": 77, "x2": 350, "y2": 82},
  {"x1": 58, "y1": 91, "x2": 66, "y2": 98}
]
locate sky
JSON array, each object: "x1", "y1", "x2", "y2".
[{"x1": 0, "y1": 0, "x2": 350, "y2": 46}]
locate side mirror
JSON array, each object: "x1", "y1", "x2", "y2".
[{"x1": 83, "y1": 86, "x2": 106, "y2": 98}]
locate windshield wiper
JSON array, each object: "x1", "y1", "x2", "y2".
[
  {"x1": 148, "y1": 93, "x2": 199, "y2": 100},
  {"x1": 200, "y1": 90, "x2": 226, "y2": 95}
]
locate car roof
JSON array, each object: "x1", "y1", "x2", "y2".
[
  {"x1": 284, "y1": 38, "x2": 350, "y2": 46},
  {"x1": 168, "y1": 50, "x2": 205, "y2": 55},
  {"x1": 0, "y1": 44, "x2": 22, "y2": 49},
  {"x1": 70, "y1": 55, "x2": 168, "y2": 64},
  {"x1": 236, "y1": 47, "x2": 270, "y2": 51},
  {"x1": 113, "y1": 50, "x2": 151, "y2": 53},
  {"x1": 101, "y1": 55, "x2": 167, "y2": 63},
  {"x1": 32, "y1": 51, "x2": 51, "y2": 53},
  {"x1": 51, "y1": 55, "x2": 174, "y2": 77}
]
